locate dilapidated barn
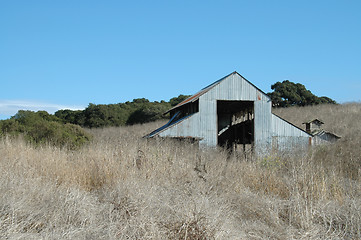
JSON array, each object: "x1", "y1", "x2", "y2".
[{"x1": 145, "y1": 72, "x2": 318, "y2": 154}]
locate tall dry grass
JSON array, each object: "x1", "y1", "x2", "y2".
[{"x1": 0, "y1": 104, "x2": 360, "y2": 239}]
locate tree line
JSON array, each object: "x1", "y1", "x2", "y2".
[
  {"x1": 54, "y1": 95, "x2": 190, "y2": 128},
  {"x1": 0, "y1": 95, "x2": 190, "y2": 148}
]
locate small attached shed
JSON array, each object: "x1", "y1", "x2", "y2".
[
  {"x1": 303, "y1": 119, "x2": 341, "y2": 144},
  {"x1": 145, "y1": 72, "x2": 313, "y2": 154},
  {"x1": 303, "y1": 119, "x2": 324, "y2": 134}
]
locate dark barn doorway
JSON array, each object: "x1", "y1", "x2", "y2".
[{"x1": 217, "y1": 100, "x2": 254, "y2": 152}]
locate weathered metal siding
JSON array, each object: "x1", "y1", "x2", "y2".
[
  {"x1": 254, "y1": 101, "x2": 272, "y2": 154},
  {"x1": 272, "y1": 114, "x2": 310, "y2": 137},
  {"x1": 158, "y1": 113, "x2": 201, "y2": 138},
  {"x1": 271, "y1": 114, "x2": 311, "y2": 150},
  {"x1": 201, "y1": 73, "x2": 269, "y2": 102},
  {"x1": 198, "y1": 98, "x2": 217, "y2": 146}
]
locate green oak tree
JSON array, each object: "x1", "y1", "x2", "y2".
[{"x1": 267, "y1": 80, "x2": 336, "y2": 107}]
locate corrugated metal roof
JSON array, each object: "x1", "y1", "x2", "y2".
[{"x1": 164, "y1": 71, "x2": 270, "y2": 114}]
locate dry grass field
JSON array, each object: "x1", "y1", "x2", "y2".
[{"x1": 1, "y1": 103, "x2": 360, "y2": 239}]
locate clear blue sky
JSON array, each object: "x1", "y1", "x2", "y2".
[{"x1": 1, "y1": 0, "x2": 360, "y2": 119}]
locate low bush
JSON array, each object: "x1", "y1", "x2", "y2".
[{"x1": 0, "y1": 110, "x2": 92, "y2": 149}]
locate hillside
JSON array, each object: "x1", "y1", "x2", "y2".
[
  {"x1": 0, "y1": 103, "x2": 360, "y2": 239},
  {"x1": 273, "y1": 103, "x2": 361, "y2": 138}
]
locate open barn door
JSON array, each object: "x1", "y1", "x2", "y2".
[{"x1": 217, "y1": 100, "x2": 254, "y2": 152}]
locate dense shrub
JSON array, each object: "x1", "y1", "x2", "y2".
[{"x1": 0, "y1": 110, "x2": 92, "y2": 149}]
